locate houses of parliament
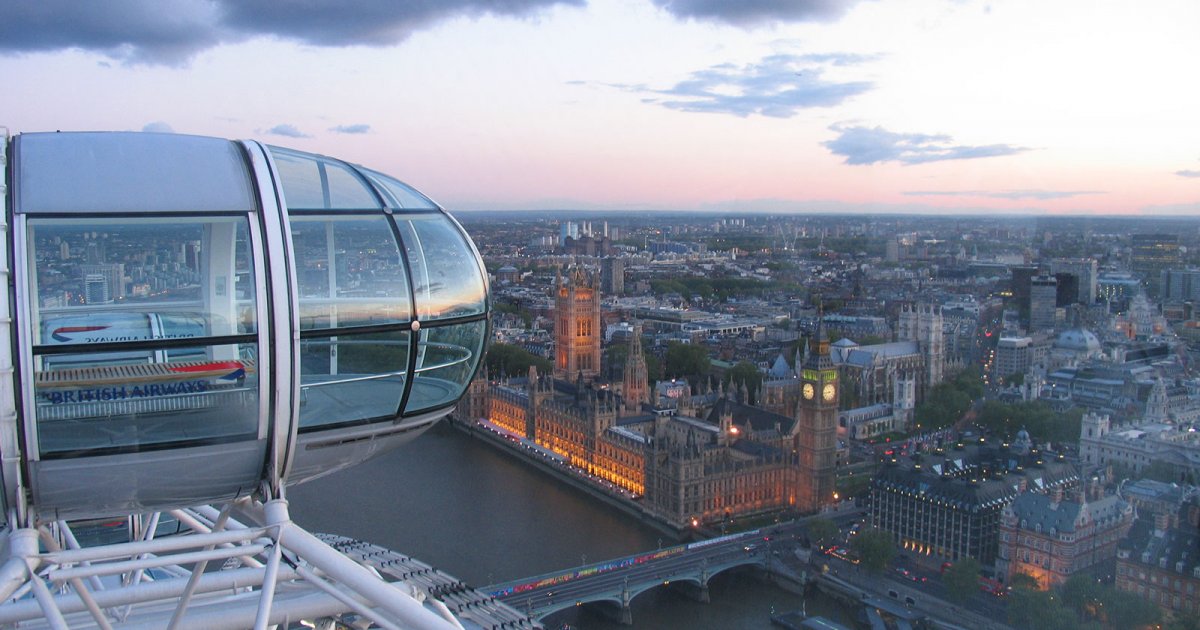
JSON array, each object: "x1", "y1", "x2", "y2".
[{"x1": 456, "y1": 267, "x2": 838, "y2": 529}]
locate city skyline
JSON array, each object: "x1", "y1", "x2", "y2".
[{"x1": 2, "y1": 0, "x2": 1198, "y2": 216}]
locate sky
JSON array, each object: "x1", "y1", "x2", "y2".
[{"x1": 1, "y1": 0, "x2": 1197, "y2": 216}]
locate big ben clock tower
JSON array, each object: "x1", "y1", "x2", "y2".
[{"x1": 795, "y1": 315, "x2": 838, "y2": 513}]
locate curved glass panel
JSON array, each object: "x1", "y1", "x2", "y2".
[
  {"x1": 299, "y1": 330, "x2": 409, "y2": 429},
  {"x1": 394, "y1": 215, "x2": 487, "y2": 320},
  {"x1": 360, "y1": 169, "x2": 438, "y2": 210},
  {"x1": 269, "y1": 147, "x2": 381, "y2": 210},
  {"x1": 405, "y1": 320, "x2": 486, "y2": 414},
  {"x1": 26, "y1": 216, "x2": 260, "y2": 456},
  {"x1": 290, "y1": 216, "x2": 411, "y2": 329}
]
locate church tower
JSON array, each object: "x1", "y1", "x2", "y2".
[
  {"x1": 622, "y1": 321, "x2": 649, "y2": 414},
  {"x1": 898, "y1": 302, "x2": 945, "y2": 393},
  {"x1": 795, "y1": 316, "x2": 838, "y2": 513},
  {"x1": 554, "y1": 266, "x2": 601, "y2": 381}
]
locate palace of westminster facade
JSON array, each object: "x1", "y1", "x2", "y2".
[{"x1": 455, "y1": 267, "x2": 839, "y2": 528}]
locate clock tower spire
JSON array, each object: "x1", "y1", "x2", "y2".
[{"x1": 795, "y1": 303, "x2": 838, "y2": 513}]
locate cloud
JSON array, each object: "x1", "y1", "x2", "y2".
[
  {"x1": 266, "y1": 124, "x2": 311, "y2": 138},
  {"x1": 619, "y1": 53, "x2": 872, "y2": 118},
  {"x1": 903, "y1": 189, "x2": 1104, "y2": 200},
  {"x1": 823, "y1": 125, "x2": 1028, "y2": 165},
  {"x1": 0, "y1": 1, "x2": 226, "y2": 66},
  {"x1": 0, "y1": 0, "x2": 582, "y2": 65},
  {"x1": 1176, "y1": 170, "x2": 1200, "y2": 178},
  {"x1": 330, "y1": 124, "x2": 372, "y2": 134},
  {"x1": 141, "y1": 121, "x2": 175, "y2": 133},
  {"x1": 651, "y1": 0, "x2": 859, "y2": 26}
]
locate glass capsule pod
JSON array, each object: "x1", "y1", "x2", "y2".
[{"x1": 0, "y1": 131, "x2": 489, "y2": 522}]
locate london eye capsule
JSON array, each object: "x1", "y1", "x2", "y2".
[{"x1": 0, "y1": 130, "x2": 489, "y2": 523}]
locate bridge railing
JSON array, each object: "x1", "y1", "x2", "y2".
[{"x1": 486, "y1": 527, "x2": 766, "y2": 600}]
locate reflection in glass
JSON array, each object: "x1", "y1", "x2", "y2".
[
  {"x1": 269, "y1": 147, "x2": 380, "y2": 210},
  {"x1": 406, "y1": 321, "x2": 485, "y2": 414},
  {"x1": 299, "y1": 331, "x2": 409, "y2": 428},
  {"x1": 25, "y1": 216, "x2": 261, "y2": 456},
  {"x1": 290, "y1": 216, "x2": 411, "y2": 329},
  {"x1": 360, "y1": 169, "x2": 438, "y2": 210},
  {"x1": 34, "y1": 343, "x2": 259, "y2": 456},
  {"x1": 27, "y1": 217, "x2": 258, "y2": 346},
  {"x1": 395, "y1": 215, "x2": 487, "y2": 320}
]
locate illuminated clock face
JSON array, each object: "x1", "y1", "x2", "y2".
[
  {"x1": 802, "y1": 383, "x2": 815, "y2": 400},
  {"x1": 822, "y1": 383, "x2": 836, "y2": 402}
]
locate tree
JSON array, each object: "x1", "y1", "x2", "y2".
[
  {"x1": 484, "y1": 342, "x2": 552, "y2": 379},
  {"x1": 664, "y1": 342, "x2": 710, "y2": 383},
  {"x1": 1009, "y1": 571, "x2": 1040, "y2": 592},
  {"x1": 915, "y1": 382, "x2": 972, "y2": 430},
  {"x1": 943, "y1": 557, "x2": 981, "y2": 603},
  {"x1": 1009, "y1": 587, "x2": 1055, "y2": 629},
  {"x1": 1060, "y1": 574, "x2": 1102, "y2": 618},
  {"x1": 1100, "y1": 589, "x2": 1161, "y2": 629},
  {"x1": 805, "y1": 517, "x2": 839, "y2": 549},
  {"x1": 850, "y1": 528, "x2": 895, "y2": 573},
  {"x1": 727, "y1": 361, "x2": 763, "y2": 405}
]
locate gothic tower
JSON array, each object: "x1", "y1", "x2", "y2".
[
  {"x1": 554, "y1": 266, "x2": 601, "y2": 381},
  {"x1": 622, "y1": 321, "x2": 649, "y2": 414},
  {"x1": 898, "y1": 302, "x2": 945, "y2": 394},
  {"x1": 795, "y1": 317, "x2": 838, "y2": 513}
]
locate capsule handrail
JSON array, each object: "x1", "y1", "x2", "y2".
[{"x1": 298, "y1": 342, "x2": 473, "y2": 391}]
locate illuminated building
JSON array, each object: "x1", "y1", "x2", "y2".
[
  {"x1": 554, "y1": 266, "x2": 601, "y2": 381},
  {"x1": 795, "y1": 319, "x2": 839, "y2": 513},
  {"x1": 998, "y1": 490, "x2": 1132, "y2": 589},
  {"x1": 869, "y1": 445, "x2": 1078, "y2": 566}
]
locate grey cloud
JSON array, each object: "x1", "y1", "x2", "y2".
[
  {"x1": 266, "y1": 124, "x2": 311, "y2": 138},
  {"x1": 627, "y1": 53, "x2": 872, "y2": 118},
  {"x1": 221, "y1": 0, "x2": 584, "y2": 47},
  {"x1": 331, "y1": 124, "x2": 372, "y2": 134},
  {"x1": 0, "y1": 1, "x2": 226, "y2": 66},
  {"x1": 142, "y1": 121, "x2": 175, "y2": 133},
  {"x1": 904, "y1": 190, "x2": 1104, "y2": 200},
  {"x1": 1176, "y1": 170, "x2": 1200, "y2": 178},
  {"x1": 824, "y1": 125, "x2": 1028, "y2": 165},
  {"x1": 651, "y1": 0, "x2": 858, "y2": 26},
  {"x1": 0, "y1": 0, "x2": 582, "y2": 65}
]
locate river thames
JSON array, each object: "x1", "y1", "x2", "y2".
[{"x1": 289, "y1": 421, "x2": 855, "y2": 628}]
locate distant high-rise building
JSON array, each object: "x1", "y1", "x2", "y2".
[
  {"x1": 80, "y1": 263, "x2": 125, "y2": 303},
  {"x1": 1029, "y1": 275, "x2": 1058, "y2": 331},
  {"x1": 83, "y1": 273, "x2": 109, "y2": 304},
  {"x1": 1054, "y1": 272, "x2": 1079, "y2": 307},
  {"x1": 1161, "y1": 268, "x2": 1200, "y2": 302},
  {"x1": 554, "y1": 267, "x2": 601, "y2": 381},
  {"x1": 995, "y1": 336, "x2": 1032, "y2": 380},
  {"x1": 600, "y1": 257, "x2": 624, "y2": 296},
  {"x1": 885, "y1": 238, "x2": 900, "y2": 262},
  {"x1": 1131, "y1": 233, "x2": 1180, "y2": 296},
  {"x1": 1050, "y1": 258, "x2": 1098, "y2": 304},
  {"x1": 560, "y1": 221, "x2": 579, "y2": 243}
]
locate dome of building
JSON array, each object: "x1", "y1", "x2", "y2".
[{"x1": 1055, "y1": 327, "x2": 1101, "y2": 353}]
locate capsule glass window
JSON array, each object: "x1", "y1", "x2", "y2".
[{"x1": 26, "y1": 217, "x2": 260, "y2": 457}]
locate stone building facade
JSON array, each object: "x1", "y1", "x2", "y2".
[{"x1": 997, "y1": 490, "x2": 1133, "y2": 589}]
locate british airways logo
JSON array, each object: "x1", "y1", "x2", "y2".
[
  {"x1": 168, "y1": 361, "x2": 246, "y2": 381},
  {"x1": 50, "y1": 325, "x2": 110, "y2": 343}
]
